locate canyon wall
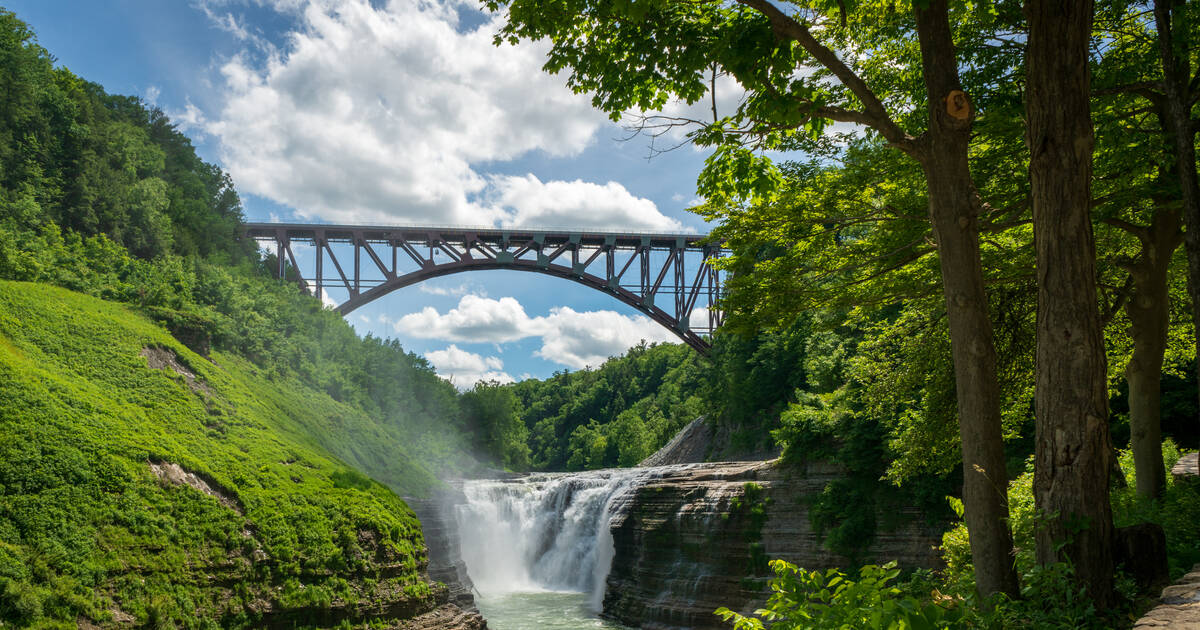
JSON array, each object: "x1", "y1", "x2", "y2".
[
  {"x1": 425, "y1": 459, "x2": 945, "y2": 630},
  {"x1": 406, "y1": 492, "x2": 481, "y2": 613},
  {"x1": 601, "y1": 460, "x2": 945, "y2": 630}
]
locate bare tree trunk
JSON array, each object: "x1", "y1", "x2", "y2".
[
  {"x1": 1122, "y1": 210, "x2": 1182, "y2": 499},
  {"x1": 914, "y1": 0, "x2": 1018, "y2": 601},
  {"x1": 1025, "y1": 0, "x2": 1115, "y2": 607},
  {"x1": 1154, "y1": 0, "x2": 1200, "y2": 420}
]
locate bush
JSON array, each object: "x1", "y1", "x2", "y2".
[{"x1": 715, "y1": 560, "x2": 964, "y2": 630}]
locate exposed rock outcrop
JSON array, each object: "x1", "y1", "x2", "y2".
[
  {"x1": 1172, "y1": 452, "x2": 1199, "y2": 483},
  {"x1": 639, "y1": 417, "x2": 714, "y2": 467},
  {"x1": 601, "y1": 460, "x2": 944, "y2": 630},
  {"x1": 406, "y1": 491, "x2": 480, "y2": 612},
  {"x1": 1134, "y1": 563, "x2": 1200, "y2": 629},
  {"x1": 398, "y1": 603, "x2": 487, "y2": 629}
]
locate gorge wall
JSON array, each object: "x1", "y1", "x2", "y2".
[
  {"x1": 601, "y1": 460, "x2": 944, "y2": 630},
  {"x1": 433, "y1": 459, "x2": 945, "y2": 630}
]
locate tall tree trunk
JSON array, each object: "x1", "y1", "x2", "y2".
[
  {"x1": 1122, "y1": 209, "x2": 1182, "y2": 499},
  {"x1": 1154, "y1": 0, "x2": 1200, "y2": 422},
  {"x1": 1025, "y1": 0, "x2": 1115, "y2": 606},
  {"x1": 914, "y1": 0, "x2": 1018, "y2": 601}
]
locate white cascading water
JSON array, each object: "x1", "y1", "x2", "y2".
[{"x1": 455, "y1": 468, "x2": 643, "y2": 612}]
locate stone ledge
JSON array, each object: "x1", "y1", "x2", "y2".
[
  {"x1": 1135, "y1": 563, "x2": 1200, "y2": 629},
  {"x1": 1171, "y1": 453, "x2": 1198, "y2": 482}
]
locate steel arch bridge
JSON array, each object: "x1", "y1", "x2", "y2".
[{"x1": 244, "y1": 223, "x2": 727, "y2": 353}]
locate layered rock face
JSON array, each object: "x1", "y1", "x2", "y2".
[
  {"x1": 639, "y1": 417, "x2": 714, "y2": 467},
  {"x1": 406, "y1": 492, "x2": 481, "y2": 613},
  {"x1": 601, "y1": 461, "x2": 944, "y2": 630}
]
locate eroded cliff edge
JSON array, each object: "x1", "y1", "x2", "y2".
[{"x1": 601, "y1": 460, "x2": 945, "y2": 630}]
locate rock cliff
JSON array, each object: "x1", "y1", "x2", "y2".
[
  {"x1": 406, "y1": 491, "x2": 481, "y2": 613},
  {"x1": 601, "y1": 460, "x2": 944, "y2": 630}
]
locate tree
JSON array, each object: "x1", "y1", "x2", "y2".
[
  {"x1": 1025, "y1": 0, "x2": 1115, "y2": 605},
  {"x1": 1091, "y1": 0, "x2": 1197, "y2": 499},
  {"x1": 1152, "y1": 0, "x2": 1200, "y2": 427},
  {"x1": 489, "y1": 0, "x2": 1019, "y2": 598},
  {"x1": 461, "y1": 380, "x2": 530, "y2": 470}
]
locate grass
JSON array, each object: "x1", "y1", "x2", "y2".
[{"x1": 0, "y1": 280, "x2": 443, "y2": 628}]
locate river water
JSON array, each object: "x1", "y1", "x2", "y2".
[
  {"x1": 455, "y1": 469, "x2": 645, "y2": 630},
  {"x1": 474, "y1": 592, "x2": 633, "y2": 630}
]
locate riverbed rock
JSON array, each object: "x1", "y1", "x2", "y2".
[{"x1": 601, "y1": 460, "x2": 944, "y2": 630}]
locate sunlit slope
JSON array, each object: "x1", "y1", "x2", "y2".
[{"x1": 0, "y1": 281, "x2": 441, "y2": 628}]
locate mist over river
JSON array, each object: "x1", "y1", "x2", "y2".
[{"x1": 454, "y1": 469, "x2": 645, "y2": 630}]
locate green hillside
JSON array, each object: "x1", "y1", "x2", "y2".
[{"x1": 0, "y1": 280, "x2": 446, "y2": 628}]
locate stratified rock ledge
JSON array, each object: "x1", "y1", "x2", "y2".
[
  {"x1": 1172, "y1": 452, "x2": 1199, "y2": 483},
  {"x1": 397, "y1": 603, "x2": 487, "y2": 629},
  {"x1": 602, "y1": 460, "x2": 944, "y2": 630},
  {"x1": 1134, "y1": 564, "x2": 1200, "y2": 629}
]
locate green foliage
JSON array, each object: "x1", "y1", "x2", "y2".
[
  {"x1": 510, "y1": 341, "x2": 706, "y2": 470},
  {"x1": 0, "y1": 281, "x2": 436, "y2": 627},
  {"x1": 460, "y1": 381, "x2": 530, "y2": 470},
  {"x1": 1110, "y1": 443, "x2": 1200, "y2": 578},
  {"x1": 715, "y1": 560, "x2": 964, "y2": 630},
  {"x1": 0, "y1": 13, "x2": 497, "y2": 627},
  {"x1": 937, "y1": 446, "x2": 1200, "y2": 628},
  {"x1": 0, "y1": 9, "x2": 253, "y2": 264}
]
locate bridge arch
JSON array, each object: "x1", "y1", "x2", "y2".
[{"x1": 244, "y1": 223, "x2": 725, "y2": 354}]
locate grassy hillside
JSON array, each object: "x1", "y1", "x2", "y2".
[{"x1": 0, "y1": 280, "x2": 447, "y2": 628}]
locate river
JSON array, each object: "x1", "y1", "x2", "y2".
[{"x1": 474, "y1": 592, "x2": 633, "y2": 630}]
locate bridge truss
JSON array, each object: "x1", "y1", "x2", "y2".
[{"x1": 244, "y1": 223, "x2": 726, "y2": 353}]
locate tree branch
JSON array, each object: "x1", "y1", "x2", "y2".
[
  {"x1": 734, "y1": 0, "x2": 921, "y2": 157},
  {"x1": 1101, "y1": 216, "x2": 1150, "y2": 245},
  {"x1": 1100, "y1": 274, "x2": 1134, "y2": 329},
  {"x1": 1091, "y1": 80, "x2": 1163, "y2": 102}
]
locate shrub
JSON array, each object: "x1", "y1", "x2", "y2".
[{"x1": 715, "y1": 560, "x2": 963, "y2": 630}]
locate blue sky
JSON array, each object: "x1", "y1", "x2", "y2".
[{"x1": 6, "y1": 0, "x2": 736, "y2": 384}]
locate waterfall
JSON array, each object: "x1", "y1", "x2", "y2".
[{"x1": 455, "y1": 468, "x2": 642, "y2": 611}]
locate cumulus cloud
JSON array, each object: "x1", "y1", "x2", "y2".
[
  {"x1": 194, "y1": 0, "x2": 681, "y2": 230},
  {"x1": 424, "y1": 344, "x2": 513, "y2": 388},
  {"x1": 533, "y1": 306, "x2": 675, "y2": 369},
  {"x1": 395, "y1": 295, "x2": 678, "y2": 369},
  {"x1": 487, "y1": 175, "x2": 685, "y2": 232},
  {"x1": 396, "y1": 295, "x2": 532, "y2": 344}
]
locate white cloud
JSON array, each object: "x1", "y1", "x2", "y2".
[
  {"x1": 424, "y1": 344, "x2": 513, "y2": 388},
  {"x1": 487, "y1": 175, "x2": 685, "y2": 232},
  {"x1": 534, "y1": 306, "x2": 674, "y2": 369},
  {"x1": 194, "y1": 0, "x2": 680, "y2": 230},
  {"x1": 395, "y1": 294, "x2": 678, "y2": 369},
  {"x1": 396, "y1": 295, "x2": 532, "y2": 343},
  {"x1": 418, "y1": 281, "x2": 483, "y2": 297},
  {"x1": 168, "y1": 100, "x2": 210, "y2": 136}
]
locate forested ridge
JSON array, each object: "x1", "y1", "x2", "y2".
[{"x1": 0, "y1": 10, "x2": 497, "y2": 627}]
